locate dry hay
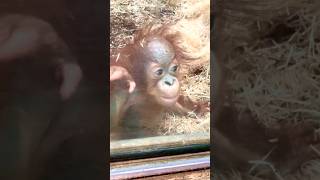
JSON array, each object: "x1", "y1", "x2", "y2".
[
  {"x1": 110, "y1": 0, "x2": 181, "y2": 48},
  {"x1": 216, "y1": 0, "x2": 320, "y2": 179},
  {"x1": 110, "y1": 0, "x2": 210, "y2": 135},
  {"x1": 221, "y1": 0, "x2": 320, "y2": 131}
]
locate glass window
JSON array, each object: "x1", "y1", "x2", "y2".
[{"x1": 110, "y1": 0, "x2": 211, "y2": 163}]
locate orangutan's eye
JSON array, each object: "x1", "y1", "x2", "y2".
[
  {"x1": 170, "y1": 65, "x2": 178, "y2": 72},
  {"x1": 154, "y1": 68, "x2": 164, "y2": 76}
]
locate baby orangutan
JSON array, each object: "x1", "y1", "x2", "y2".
[{"x1": 110, "y1": 25, "x2": 209, "y2": 140}]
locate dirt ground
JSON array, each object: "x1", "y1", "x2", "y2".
[{"x1": 110, "y1": 0, "x2": 210, "y2": 135}]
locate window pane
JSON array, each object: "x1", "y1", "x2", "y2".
[{"x1": 110, "y1": 0, "x2": 210, "y2": 144}]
